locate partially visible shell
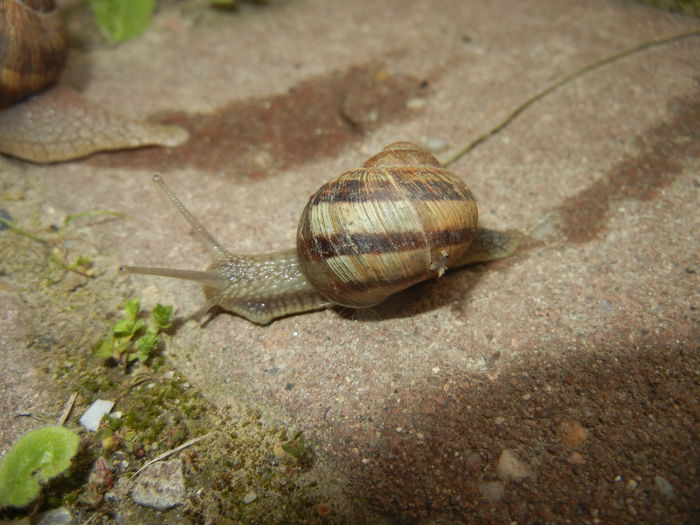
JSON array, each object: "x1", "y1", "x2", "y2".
[
  {"x1": 0, "y1": 0, "x2": 67, "y2": 108},
  {"x1": 0, "y1": 0, "x2": 189, "y2": 163},
  {"x1": 0, "y1": 86, "x2": 189, "y2": 163}
]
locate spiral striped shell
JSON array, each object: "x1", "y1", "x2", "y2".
[
  {"x1": 297, "y1": 142, "x2": 478, "y2": 308},
  {"x1": 0, "y1": 0, "x2": 67, "y2": 108}
]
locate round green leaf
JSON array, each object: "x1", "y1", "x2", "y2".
[{"x1": 0, "y1": 426, "x2": 80, "y2": 508}]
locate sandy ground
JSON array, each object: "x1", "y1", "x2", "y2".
[{"x1": 1, "y1": 0, "x2": 698, "y2": 523}]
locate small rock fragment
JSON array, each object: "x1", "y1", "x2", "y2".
[
  {"x1": 654, "y1": 475, "x2": 676, "y2": 499},
  {"x1": 34, "y1": 508, "x2": 75, "y2": 525},
  {"x1": 131, "y1": 460, "x2": 186, "y2": 510},
  {"x1": 406, "y1": 97, "x2": 427, "y2": 110},
  {"x1": 496, "y1": 449, "x2": 533, "y2": 482},
  {"x1": 242, "y1": 491, "x2": 257, "y2": 504},
  {"x1": 558, "y1": 420, "x2": 588, "y2": 448},
  {"x1": 79, "y1": 399, "x2": 115, "y2": 431},
  {"x1": 479, "y1": 481, "x2": 505, "y2": 503},
  {"x1": 566, "y1": 451, "x2": 585, "y2": 465}
]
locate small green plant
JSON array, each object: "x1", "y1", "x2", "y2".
[
  {"x1": 94, "y1": 298, "x2": 173, "y2": 365},
  {"x1": 281, "y1": 431, "x2": 313, "y2": 468},
  {"x1": 0, "y1": 426, "x2": 80, "y2": 508}
]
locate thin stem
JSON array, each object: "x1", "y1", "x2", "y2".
[
  {"x1": 443, "y1": 29, "x2": 700, "y2": 167},
  {"x1": 0, "y1": 217, "x2": 49, "y2": 244}
]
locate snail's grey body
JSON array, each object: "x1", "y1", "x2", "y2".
[
  {"x1": 122, "y1": 143, "x2": 522, "y2": 324},
  {"x1": 129, "y1": 248, "x2": 330, "y2": 324},
  {"x1": 126, "y1": 229, "x2": 520, "y2": 324}
]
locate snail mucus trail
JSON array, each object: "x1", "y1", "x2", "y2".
[{"x1": 121, "y1": 142, "x2": 522, "y2": 324}]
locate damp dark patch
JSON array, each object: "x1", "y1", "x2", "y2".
[
  {"x1": 554, "y1": 80, "x2": 700, "y2": 243},
  {"x1": 87, "y1": 63, "x2": 430, "y2": 180},
  {"x1": 319, "y1": 324, "x2": 699, "y2": 523}
]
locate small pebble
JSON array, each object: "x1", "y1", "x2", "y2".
[
  {"x1": 131, "y1": 460, "x2": 186, "y2": 510},
  {"x1": 496, "y1": 449, "x2": 534, "y2": 482},
  {"x1": 478, "y1": 481, "x2": 505, "y2": 503},
  {"x1": 558, "y1": 420, "x2": 588, "y2": 448},
  {"x1": 242, "y1": 491, "x2": 257, "y2": 504},
  {"x1": 406, "y1": 97, "x2": 427, "y2": 110},
  {"x1": 33, "y1": 508, "x2": 75, "y2": 525},
  {"x1": 567, "y1": 451, "x2": 585, "y2": 465},
  {"x1": 79, "y1": 399, "x2": 115, "y2": 432},
  {"x1": 654, "y1": 475, "x2": 676, "y2": 499}
]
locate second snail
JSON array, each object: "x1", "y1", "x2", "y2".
[
  {"x1": 0, "y1": 0, "x2": 187, "y2": 163},
  {"x1": 122, "y1": 142, "x2": 523, "y2": 324}
]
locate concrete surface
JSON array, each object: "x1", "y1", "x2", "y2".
[{"x1": 1, "y1": 0, "x2": 698, "y2": 522}]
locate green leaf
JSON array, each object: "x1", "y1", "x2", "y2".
[
  {"x1": 93, "y1": 338, "x2": 114, "y2": 359},
  {"x1": 89, "y1": 0, "x2": 156, "y2": 43},
  {"x1": 134, "y1": 332, "x2": 159, "y2": 361},
  {"x1": 0, "y1": 427, "x2": 80, "y2": 508},
  {"x1": 151, "y1": 304, "x2": 173, "y2": 332},
  {"x1": 123, "y1": 298, "x2": 140, "y2": 322},
  {"x1": 112, "y1": 318, "x2": 144, "y2": 338}
]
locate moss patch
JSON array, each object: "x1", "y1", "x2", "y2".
[{"x1": 0, "y1": 176, "x2": 333, "y2": 523}]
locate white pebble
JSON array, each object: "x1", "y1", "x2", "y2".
[
  {"x1": 79, "y1": 399, "x2": 115, "y2": 432},
  {"x1": 242, "y1": 491, "x2": 257, "y2": 504},
  {"x1": 406, "y1": 97, "x2": 427, "y2": 110}
]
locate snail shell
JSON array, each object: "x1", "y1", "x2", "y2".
[
  {"x1": 121, "y1": 142, "x2": 521, "y2": 324},
  {"x1": 0, "y1": 0, "x2": 66, "y2": 108},
  {"x1": 298, "y1": 142, "x2": 478, "y2": 307}
]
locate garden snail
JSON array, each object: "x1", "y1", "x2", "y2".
[
  {"x1": 0, "y1": 0, "x2": 187, "y2": 163},
  {"x1": 121, "y1": 142, "x2": 523, "y2": 324}
]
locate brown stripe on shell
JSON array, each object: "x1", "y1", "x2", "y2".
[
  {"x1": 309, "y1": 167, "x2": 476, "y2": 205},
  {"x1": 303, "y1": 227, "x2": 475, "y2": 259}
]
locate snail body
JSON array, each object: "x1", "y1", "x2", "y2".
[
  {"x1": 0, "y1": 0, "x2": 188, "y2": 163},
  {"x1": 121, "y1": 142, "x2": 522, "y2": 324}
]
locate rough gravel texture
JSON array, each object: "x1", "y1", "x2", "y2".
[{"x1": 1, "y1": 0, "x2": 698, "y2": 523}]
